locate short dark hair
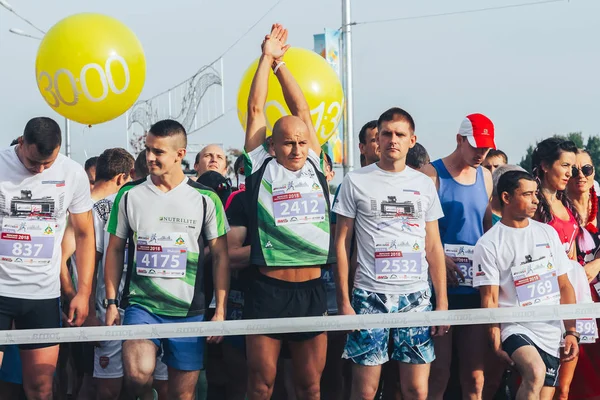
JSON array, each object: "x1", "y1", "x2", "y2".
[
  {"x1": 377, "y1": 107, "x2": 415, "y2": 133},
  {"x1": 84, "y1": 156, "x2": 99, "y2": 172},
  {"x1": 486, "y1": 149, "x2": 508, "y2": 163},
  {"x1": 23, "y1": 117, "x2": 62, "y2": 157},
  {"x1": 234, "y1": 154, "x2": 244, "y2": 174},
  {"x1": 95, "y1": 148, "x2": 134, "y2": 182},
  {"x1": 406, "y1": 143, "x2": 430, "y2": 169},
  {"x1": 497, "y1": 170, "x2": 535, "y2": 208},
  {"x1": 194, "y1": 151, "x2": 201, "y2": 165},
  {"x1": 148, "y1": 119, "x2": 187, "y2": 148},
  {"x1": 134, "y1": 151, "x2": 149, "y2": 179},
  {"x1": 358, "y1": 120, "x2": 378, "y2": 145},
  {"x1": 324, "y1": 153, "x2": 333, "y2": 170}
]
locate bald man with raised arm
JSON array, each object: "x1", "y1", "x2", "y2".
[{"x1": 241, "y1": 24, "x2": 335, "y2": 400}]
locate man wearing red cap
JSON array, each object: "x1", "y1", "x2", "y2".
[{"x1": 421, "y1": 113, "x2": 496, "y2": 400}]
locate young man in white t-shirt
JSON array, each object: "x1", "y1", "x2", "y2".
[
  {"x1": 0, "y1": 117, "x2": 95, "y2": 399},
  {"x1": 473, "y1": 170, "x2": 579, "y2": 399},
  {"x1": 333, "y1": 107, "x2": 449, "y2": 400}
]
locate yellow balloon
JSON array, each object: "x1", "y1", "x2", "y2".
[
  {"x1": 237, "y1": 48, "x2": 344, "y2": 145},
  {"x1": 35, "y1": 13, "x2": 146, "y2": 125}
]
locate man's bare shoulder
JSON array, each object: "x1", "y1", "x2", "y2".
[{"x1": 420, "y1": 163, "x2": 438, "y2": 180}]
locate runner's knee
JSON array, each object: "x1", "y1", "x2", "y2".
[
  {"x1": 522, "y1": 362, "x2": 546, "y2": 390},
  {"x1": 401, "y1": 384, "x2": 428, "y2": 400},
  {"x1": 96, "y1": 382, "x2": 122, "y2": 400},
  {"x1": 460, "y1": 368, "x2": 485, "y2": 394},
  {"x1": 23, "y1": 379, "x2": 53, "y2": 400}
]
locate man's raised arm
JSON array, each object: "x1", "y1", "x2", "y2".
[
  {"x1": 245, "y1": 24, "x2": 290, "y2": 152},
  {"x1": 274, "y1": 53, "x2": 321, "y2": 155}
]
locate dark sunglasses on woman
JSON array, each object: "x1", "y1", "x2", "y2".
[{"x1": 572, "y1": 164, "x2": 595, "y2": 177}]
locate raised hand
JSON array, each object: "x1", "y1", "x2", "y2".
[{"x1": 261, "y1": 23, "x2": 290, "y2": 60}]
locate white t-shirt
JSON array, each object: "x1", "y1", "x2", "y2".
[
  {"x1": 93, "y1": 193, "x2": 127, "y2": 319},
  {"x1": 333, "y1": 163, "x2": 444, "y2": 294},
  {"x1": 0, "y1": 146, "x2": 93, "y2": 299},
  {"x1": 473, "y1": 219, "x2": 572, "y2": 357}
]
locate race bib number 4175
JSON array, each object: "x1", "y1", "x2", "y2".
[{"x1": 135, "y1": 232, "x2": 188, "y2": 278}]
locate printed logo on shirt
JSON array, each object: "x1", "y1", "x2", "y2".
[
  {"x1": 93, "y1": 199, "x2": 112, "y2": 223},
  {"x1": 475, "y1": 264, "x2": 486, "y2": 277},
  {"x1": 41, "y1": 180, "x2": 65, "y2": 187},
  {"x1": 265, "y1": 241, "x2": 273, "y2": 249},
  {"x1": 535, "y1": 243, "x2": 550, "y2": 248},
  {"x1": 301, "y1": 169, "x2": 316, "y2": 179},
  {"x1": 403, "y1": 189, "x2": 421, "y2": 195},
  {"x1": 158, "y1": 216, "x2": 198, "y2": 227}
]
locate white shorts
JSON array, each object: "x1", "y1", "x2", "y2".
[
  {"x1": 93, "y1": 339, "x2": 169, "y2": 380},
  {"x1": 93, "y1": 308, "x2": 168, "y2": 380}
]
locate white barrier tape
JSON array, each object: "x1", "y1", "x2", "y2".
[{"x1": 1, "y1": 303, "x2": 599, "y2": 346}]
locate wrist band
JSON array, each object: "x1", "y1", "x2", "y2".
[
  {"x1": 273, "y1": 61, "x2": 285, "y2": 74},
  {"x1": 564, "y1": 330, "x2": 581, "y2": 343}
]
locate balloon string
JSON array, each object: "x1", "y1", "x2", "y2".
[{"x1": 81, "y1": 125, "x2": 90, "y2": 159}]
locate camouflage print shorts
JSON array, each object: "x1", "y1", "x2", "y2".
[{"x1": 342, "y1": 288, "x2": 435, "y2": 366}]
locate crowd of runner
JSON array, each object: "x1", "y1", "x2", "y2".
[{"x1": 0, "y1": 23, "x2": 599, "y2": 400}]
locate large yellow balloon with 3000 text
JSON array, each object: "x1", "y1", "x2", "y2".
[
  {"x1": 237, "y1": 48, "x2": 344, "y2": 145},
  {"x1": 35, "y1": 13, "x2": 146, "y2": 125}
]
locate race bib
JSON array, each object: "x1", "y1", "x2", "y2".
[
  {"x1": 444, "y1": 244, "x2": 475, "y2": 287},
  {"x1": 511, "y1": 257, "x2": 560, "y2": 307},
  {"x1": 135, "y1": 232, "x2": 188, "y2": 278},
  {"x1": 321, "y1": 268, "x2": 336, "y2": 292},
  {"x1": 577, "y1": 319, "x2": 598, "y2": 344},
  {"x1": 374, "y1": 238, "x2": 424, "y2": 282},
  {"x1": 272, "y1": 178, "x2": 326, "y2": 226},
  {"x1": 0, "y1": 217, "x2": 56, "y2": 265},
  {"x1": 593, "y1": 281, "x2": 600, "y2": 298},
  {"x1": 227, "y1": 289, "x2": 244, "y2": 321}
]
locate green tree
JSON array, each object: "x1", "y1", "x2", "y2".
[{"x1": 586, "y1": 136, "x2": 600, "y2": 169}]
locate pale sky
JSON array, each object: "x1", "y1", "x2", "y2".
[{"x1": 1, "y1": 0, "x2": 599, "y2": 173}]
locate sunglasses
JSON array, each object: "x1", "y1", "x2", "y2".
[{"x1": 571, "y1": 164, "x2": 595, "y2": 177}]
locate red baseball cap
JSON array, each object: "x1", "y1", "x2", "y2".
[{"x1": 458, "y1": 113, "x2": 496, "y2": 149}]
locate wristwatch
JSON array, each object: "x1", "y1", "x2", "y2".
[
  {"x1": 103, "y1": 298, "x2": 119, "y2": 308},
  {"x1": 563, "y1": 330, "x2": 581, "y2": 343}
]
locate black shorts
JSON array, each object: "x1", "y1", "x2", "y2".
[
  {"x1": 0, "y1": 295, "x2": 61, "y2": 350},
  {"x1": 502, "y1": 334, "x2": 560, "y2": 387},
  {"x1": 70, "y1": 342, "x2": 94, "y2": 375},
  {"x1": 447, "y1": 293, "x2": 481, "y2": 310},
  {"x1": 243, "y1": 271, "x2": 327, "y2": 342}
]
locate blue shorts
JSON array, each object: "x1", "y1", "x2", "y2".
[
  {"x1": 343, "y1": 288, "x2": 435, "y2": 366},
  {"x1": 123, "y1": 305, "x2": 205, "y2": 371},
  {"x1": 0, "y1": 345, "x2": 22, "y2": 384}
]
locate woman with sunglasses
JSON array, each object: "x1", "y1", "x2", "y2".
[
  {"x1": 563, "y1": 150, "x2": 600, "y2": 400},
  {"x1": 531, "y1": 138, "x2": 582, "y2": 399}
]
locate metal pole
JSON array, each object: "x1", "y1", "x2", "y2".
[
  {"x1": 220, "y1": 57, "x2": 225, "y2": 115},
  {"x1": 64, "y1": 118, "x2": 71, "y2": 158},
  {"x1": 125, "y1": 110, "x2": 130, "y2": 153},
  {"x1": 342, "y1": 0, "x2": 355, "y2": 174}
]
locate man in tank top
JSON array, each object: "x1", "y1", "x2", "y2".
[{"x1": 421, "y1": 114, "x2": 495, "y2": 400}]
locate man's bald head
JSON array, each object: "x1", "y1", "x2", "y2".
[
  {"x1": 271, "y1": 115, "x2": 309, "y2": 143},
  {"x1": 194, "y1": 144, "x2": 227, "y2": 176},
  {"x1": 271, "y1": 115, "x2": 311, "y2": 171}
]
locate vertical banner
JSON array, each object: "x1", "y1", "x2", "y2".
[{"x1": 314, "y1": 29, "x2": 344, "y2": 166}]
